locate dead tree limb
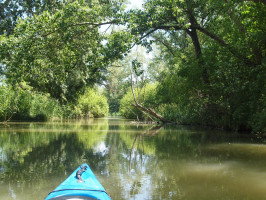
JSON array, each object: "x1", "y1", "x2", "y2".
[{"x1": 130, "y1": 71, "x2": 169, "y2": 123}]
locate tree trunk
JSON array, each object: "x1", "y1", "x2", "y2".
[
  {"x1": 131, "y1": 103, "x2": 168, "y2": 123},
  {"x1": 186, "y1": 7, "x2": 210, "y2": 85},
  {"x1": 130, "y1": 72, "x2": 169, "y2": 123}
]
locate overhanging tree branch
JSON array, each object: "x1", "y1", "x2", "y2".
[
  {"x1": 152, "y1": 35, "x2": 175, "y2": 56},
  {"x1": 42, "y1": 21, "x2": 115, "y2": 37},
  {"x1": 193, "y1": 25, "x2": 255, "y2": 65}
]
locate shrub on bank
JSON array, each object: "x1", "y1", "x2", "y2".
[
  {"x1": 74, "y1": 88, "x2": 109, "y2": 118},
  {"x1": 119, "y1": 84, "x2": 158, "y2": 120},
  {"x1": 0, "y1": 85, "x2": 109, "y2": 121},
  {"x1": 0, "y1": 84, "x2": 62, "y2": 121}
]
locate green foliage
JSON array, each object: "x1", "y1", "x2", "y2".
[
  {"x1": 0, "y1": 84, "x2": 62, "y2": 121},
  {"x1": 0, "y1": 0, "x2": 64, "y2": 35},
  {"x1": 0, "y1": 84, "x2": 108, "y2": 121},
  {"x1": 28, "y1": 92, "x2": 63, "y2": 120},
  {"x1": 103, "y1": 63, "x2": 131, "y2": 114},
  {"x1": 119, "y1": 83, "x2": 158, "y2": 120},
  {"x1": 0, "y1": 0, "x2": 265, "y2": 132},
  {"x1": 156, "y1": 104, "x2": 184, "y2": 124},
  {"x1": 75, "y1": 87, "x2": 109, "y2": 118},
  {"x1": 119, "y1": 88, "x2": 142, "y2": 119},
  {"x1": 0, "y1": 84, "x2": 19, "y2": 121},
  {"x1": 131, "y1": 59, "x2": 144, "y2": 76},
  {"x1": 121, "y1": 0, "x2": 266, "y2": 132},
  {"x1": 0, "y1": 0, "x2": 127, "y2": 102},
  {"x1": 102, "y1": 46, "x2": 151, "y2": 114}
]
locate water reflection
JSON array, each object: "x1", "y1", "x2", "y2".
[{"x1": 0, "y1": 119, "x2": 265, "y2": 200}]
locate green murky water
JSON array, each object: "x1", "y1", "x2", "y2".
[{"x1": 0, "y1": 118, "x2": 265, "y2": 200}]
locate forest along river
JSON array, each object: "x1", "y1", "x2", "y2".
[{"x1": 0, "y1": 118, "x2": 265, "y2": 200}]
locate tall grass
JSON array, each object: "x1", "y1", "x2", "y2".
[
  {"x1": 0, "y1": 85, "x2": 109, "y2": 122},
  {"x1": 0, "y1": 85, "x2": 63, "y2": 121}
]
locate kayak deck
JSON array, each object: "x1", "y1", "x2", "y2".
[
  {"x1": 45, "y1": 164, "x2": 111, "y2": 200},
  {"x1": 47, "y1": 196, "x2": 102, "y2": 200}
]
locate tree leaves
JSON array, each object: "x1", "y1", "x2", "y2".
[
  {"x1": 0, "y1": 0, "x2": 127, "y2": 102},
  {"x1": 132, "y1": 59, "x2": 144, "y2": 76}
]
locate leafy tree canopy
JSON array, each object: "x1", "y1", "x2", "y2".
[
  {"x1": 0, "y1": 0, "x2": 265, "y2": 132},
  {"x1": 0, "y1": 0, "x2": 133, "y2": 102},
  {"x1": 0, "y1": 0, "x2": 64, "y2": 35},
  {"x1": 120, "y1": 0, "x2": 266, "y2": 131}
]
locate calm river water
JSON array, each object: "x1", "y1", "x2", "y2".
[{"x1": 0, "y1": 118, "x2": 265, "y2": 200}]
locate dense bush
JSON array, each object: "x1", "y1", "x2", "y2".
[
  {"x1": 119, "y1": 84, "x2": 158, "y2": 120},
  {"x1": 0, "y1": 84, "x2": 62, "y2": 121},
  {"x1": 0, "y1": 84, "x2": 18, "y2": 121},
  {"x1": 0, "y1": 85, "x2": 108, "y2": 121},
  {"x1": 120, "y1": 77, "x2": 265, "y2": 133},
  {"x1": 74, "y1": 88, "x2": 109, "y2": 118}
]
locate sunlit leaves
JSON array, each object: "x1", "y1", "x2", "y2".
[
  {"x1": 0, "y1": 0, "x2": 127, "y2": 102},
  {"x1": 124, "y1": 0, "x2": 266, "y2": 132},
  {"x1": 132, "y1": 59, "x2": 144, "y2": 76},
  {"x1": 0, "y1": 0, "x2": 64, "y2": 35},
  {"x1": 119, "y1": 83, "x2": 159, "y2": 120},
  {"x1": 75, "y1": 87, "x2": 109, "y2": 117}
]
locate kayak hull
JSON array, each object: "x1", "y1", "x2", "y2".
[{"x1": 45, "y1": 164, "x2": 111, "y2": 200}]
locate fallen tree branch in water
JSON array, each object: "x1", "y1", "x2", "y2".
[
  {"x1": 130, "y1": 71, "x2": 169, "y2": 124},
  {"x1": 0, "y1": 121, "x2": 10, "y2": 127}
]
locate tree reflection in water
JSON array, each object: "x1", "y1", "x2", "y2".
[
  {"x1": 0, "y1": 122, "x2": 110, "y2": 199},
  {"x1": 0, "y1": 120, "x2": 266, "y2": 200}
]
